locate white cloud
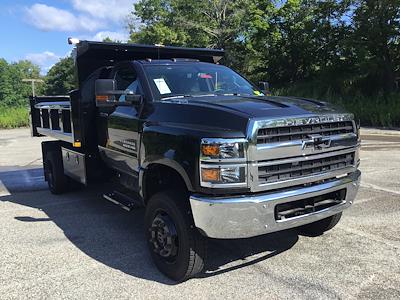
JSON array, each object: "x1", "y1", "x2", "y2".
[
  {"x1": 25, "y1": 51, "x2": 61, "y2": 74},
  {"x1": 25, "y1": 4, "x2": 103, "y2": 32},
  {"x1": 92, "y1": 31, "x2": 129, "y2": 42},
  {"x1": 71, "y1": 0, "x2": 137, "y2": 23},
  {"x1": 26, "y1": 51, "x2": 59, "y2": 66}
]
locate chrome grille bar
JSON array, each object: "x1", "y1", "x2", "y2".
[
  {"x1": 257, "y1": 121, "x2": 354, "y2": 144},
  {"x1": 258, "y1": 152, "x2": 355, "y2": 184}
]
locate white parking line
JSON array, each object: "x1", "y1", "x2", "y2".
[
  {"x1": 0, "y1": 179, "x2": 11, "y2": 197},
  {"x1": 360, "y1": 182, "x2": 400, "y2": 196}
]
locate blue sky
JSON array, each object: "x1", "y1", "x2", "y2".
[{"x1": 0, "y1": 0, "x2": 138, "y2": 74}]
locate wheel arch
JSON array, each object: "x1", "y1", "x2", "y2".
[{"x1": 140, "y1": 160, "x2": 194, "y2": 204}]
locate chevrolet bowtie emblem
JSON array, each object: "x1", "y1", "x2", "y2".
[{"x1": 302, "y1": 134, "x2": 332, "y2": 150}]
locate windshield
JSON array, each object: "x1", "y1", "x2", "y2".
[{"x1": 144, "y1": 63, "x2": 263, "y2": 100}]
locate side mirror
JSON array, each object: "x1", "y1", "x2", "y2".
[
  {"x1": 95, "y1": 79, "x2": 116, "y2": 95},
  {"x1": 259, "y1": 81, "x2": 270, "y2": 95},
  {"x1": 95, "y1": 79, "x2": 143, "y2": 107},
  {"x1": 95, "y1": 79, "x2": 117, "y2": 107}
]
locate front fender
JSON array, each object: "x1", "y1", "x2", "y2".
[{"x1": 139, "y1": 125, "x2": 201, "y2": 196}]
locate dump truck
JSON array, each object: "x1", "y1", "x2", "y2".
[{"x1": 30, "y1": 39, "x2": 361, "y2": 281}]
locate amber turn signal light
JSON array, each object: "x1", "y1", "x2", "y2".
[
  {"x1": 96, "y1": 95, "x2": 109, "y2": 101},
  {"x1": 201, "y1": 144, "x2": 220, "y2": 157},
  {"x1": 201, "y1": 168, "x2": 220, "y2": 182}
]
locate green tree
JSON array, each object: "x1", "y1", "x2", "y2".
[
  {"x1": 129, "y1": 0, "x2": 259, "y2": 71},
  {"x1": 129, "y1": 0, "x2": 189, "y2": 46},
  {"x1": 12, "y1": 60, "x2": 43, "y2": 101},
  {"x1": 352, "y1": 0, "x2": 400, "y2": 95},
  {"x1": 0, "y1": 59, "x2": 43, "y2": 107},
  {"x1": 45, "y1": 56, "x2": 77, "y2": 95},
  {"x1": 127, "y1": 0, "x2": 399, "y2": 93},
  {"x1": 0, "y1": 59, "x2": 15, "y2": 106}
]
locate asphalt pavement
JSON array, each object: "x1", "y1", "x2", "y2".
[{"x1": 0, "y1": 128, "x2": 399, "y2": 299}]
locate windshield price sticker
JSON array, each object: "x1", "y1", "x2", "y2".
[{"x1": 153, "y1": 78, "x2": 172, "y2": 94}]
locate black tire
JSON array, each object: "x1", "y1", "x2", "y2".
[
  {"x1": 44, "y1": 151, "x2": 69, "y2": 194},
  {"x1": 145, "y1": 190, "x2": 207, "y2": 282},
  {"x1": 298, "y1": 213, "x2": 342, "y2": 236}
]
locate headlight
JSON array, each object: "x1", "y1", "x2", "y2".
[
  {"x1": 200, "y1": 138, "x2": 247, "y2": 188},
  {"x1": 201, "y1": 166, "x2": 246, "y2": 184},
  {"x1": 201, "y1": 140, "x2": 245, "y2": 160}
]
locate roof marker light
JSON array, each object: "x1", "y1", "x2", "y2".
[{"x1": 68, "y1": 37, "x2": 80, "y2": 45}]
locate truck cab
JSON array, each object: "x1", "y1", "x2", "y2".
[{"x1": 30, "y1": 40, "x2": 361, "y2": 281}]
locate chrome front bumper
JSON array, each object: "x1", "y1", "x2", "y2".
[{"x1": 190, "y1": 170, "x2": 361, "y2": 239}]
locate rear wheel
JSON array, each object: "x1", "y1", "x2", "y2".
[
  {"x1": 298, "y1": 213, "x2": 342, "y2": 236},
  {"x1": 44, "y1": 151, "x2": 69, "y2": 194},
  {"x1": 145, "y1": 190, "x2": 207, "y2": 282}
]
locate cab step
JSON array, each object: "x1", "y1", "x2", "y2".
[{"x1": 103, "y1": 190, "x2": 143, "y2": 211}]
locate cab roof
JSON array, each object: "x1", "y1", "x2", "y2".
[{"x1": 72, "y1": 40, "x2": 225, "y2": 84}]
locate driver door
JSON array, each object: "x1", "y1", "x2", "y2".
[{"x1": 101, "y1": 63, "x2": 143, "y2": 176}]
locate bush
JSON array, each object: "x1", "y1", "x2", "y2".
[
  {"x1": 335, "y1": 94, "x2": 400, "y2": 128},
  {"x1": 275, "y1": 83, "x2": 400, "y2": 128},
  {"x1": 0, "y1": 106, "x2": 29, "y2": 129}
]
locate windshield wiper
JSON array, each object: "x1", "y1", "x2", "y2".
[
  {"x1": 221, "y1": 93, "x2": 262, "y2": 97},
  {"x1": 221, "y1": 93, "x2": 241, "y2": 96},
  {"x1": 161, "y1": 94, "x2": 192, "y2": 100},
  {"x1": 192, "y1": 94, "x2": 217, "y2": 98},
  {"x1": 161, "y1": 93, "x2": 217, "y2": 100}
]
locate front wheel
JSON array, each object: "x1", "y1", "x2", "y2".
[
  {"x1": 298, "y1": 213, "x2": 342, "y2": 236},
  {"x1": 145, "y1": 190, "x2": 207, "y2": 282}
]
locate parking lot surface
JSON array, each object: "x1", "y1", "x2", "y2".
[{"x1": 0, "y1": 128, "x2": 399, "y2": 299}]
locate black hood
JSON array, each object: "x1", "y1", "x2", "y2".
[
  {"x1": 182, "y1": 95, "x2": 346, "y2": 118},
  {"x1": 144, "y1": 95, "x2": 348, "y2": 139}
]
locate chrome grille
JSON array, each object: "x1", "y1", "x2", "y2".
[
  {"x1": 258, "y1": 152, "x2": 355, "y2": 184},
  {"x1": 257, "y1": 121, "x2": 354, "y2": 144}
]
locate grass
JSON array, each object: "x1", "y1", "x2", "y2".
[
  {"x1": 1, "y1": 92, "x2": 399, "y2": 129},
  {"x1": 333, "y1": 95, "x2": 400, "y2": 128},
  {"x1": 0, "y1": 106, "x2": 30, "y2": 129},
  {"x1": 275, "y1": 85, "x2": 400, "y2": 128}
]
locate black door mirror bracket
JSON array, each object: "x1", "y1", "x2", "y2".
[
  {"x1": 259, "y1": 81, "x2": 270, "y2": 95},
  {"x1": 125, "y1": 94, "x2": 143, "y2": 105}
]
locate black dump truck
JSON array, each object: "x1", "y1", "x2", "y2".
[{"x1": 30, "y1": 39, "x2": 361, "y2": 281}]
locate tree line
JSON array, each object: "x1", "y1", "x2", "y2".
[
  {"x1": 0, "y1": 59, "x2": 42, "y2": 107},
  {"x1": 0, "y1": 56, "x2": 75, "y2": 108},
  {"x1": 130, "y1": 0, "x2": 400, "y2": 98}
]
